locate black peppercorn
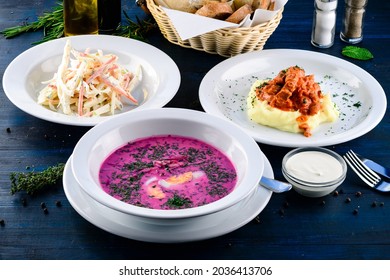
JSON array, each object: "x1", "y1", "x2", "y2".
[
  {"x1": 0, "y1": 219, "x2": 5, "y2": 226},
  {"x1": 6, "y1": 127, "x2": 11, "y2": 133},
  {"x1": 371, "y1": 201, "x2": 377, "y2": 207},
  {"x1": 40, "y1": 202, "x2": 46, "y2": 209},
  {"x1": 55, "y1": 200, "x2": 62, "y2": 207},
  {"x1": 333, "y1": 191, "x2": 339, "y2": 197},
  {"x1": 345, "y1": 197, "x2": 351, "y2": 203},
  {"x1": 353, "y1": 209, "x2": 359, "y2": 215},
  {"x1": 43, "y1": 208, "x2": 49, "y2": 214},
  {"x1": 355, "y1": 191, "x2": 362, "y2": 197}
]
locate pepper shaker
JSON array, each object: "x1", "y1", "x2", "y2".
[
  {"x1": 311, "y1": 0, "x2": 338, "y2": 48},
  {"x1": 340, "y1": 0, "x2": 368, "y2": 44}
]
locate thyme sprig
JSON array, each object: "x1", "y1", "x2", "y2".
[{"x1": 10, "y1": 163, "x2": 65, "y2": 195}]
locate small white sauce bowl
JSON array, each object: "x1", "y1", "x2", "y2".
[
  {"x1": 282, "y1": 147, "x2": 347, "y2": 197},
  {"x1": 71, "y1": 108, "x2": 264, "y2": 219}
]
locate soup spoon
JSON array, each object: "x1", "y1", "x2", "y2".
[{"x1": 260, "y1": 176, "x2": 292, "y2": 193}]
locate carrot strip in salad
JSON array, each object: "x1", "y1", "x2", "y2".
[
  {"x1": 38, "y1": 39, "x2": 141, "y2": 117},
  {"x1": 100, "y1": 76, "x2": 138, "y2": 104},
  {"x1": 78, "y1": 82, "x2": 85, "y2": 116}
]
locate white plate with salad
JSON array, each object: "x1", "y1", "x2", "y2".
[{"x1": 3, "y1": 35, "x2": 181, "y2": 126}]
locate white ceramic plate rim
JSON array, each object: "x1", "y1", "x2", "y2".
[
  {"x1": 2, "y1": 35, "x2": 180, "y2": 126},
  {"x1": 199, "y1": 49, "x2": 387, "y2": 147},
  {"x1": 63, "y1": 152, "x2": 273, "y2": 243},
  {"x1": 71, "y1": 108, "x2": 264, "y2": 219}
]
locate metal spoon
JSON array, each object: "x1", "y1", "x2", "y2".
[{"x1": 259, "y1": 176, "x2": 292, "y2": 193}]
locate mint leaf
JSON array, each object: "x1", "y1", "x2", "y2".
[{"x1": 342, "y1": 46, "x2": 374, "y2": 60}]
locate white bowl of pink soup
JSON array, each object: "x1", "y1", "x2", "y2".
[{"x1": 71, "y1": 108, "x2": 264, "y2": 219}]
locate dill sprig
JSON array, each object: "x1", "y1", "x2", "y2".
[
  {"x1": 10, "y1": 163, "x2": 65, "y2": 195},
  {"x1": 0, "y1": 3, "x2": 155, "y2": 45}
]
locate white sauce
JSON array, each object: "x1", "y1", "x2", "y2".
[{"x1": 285, "y1": 151, "x2": 343, "y2": 183}]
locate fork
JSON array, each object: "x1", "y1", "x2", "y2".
[
  {"x1": 355, "y1": 153, "x2": 390, "y2": 180},
  {"x1": 343, "y1": 150, "x2": 381, "y2": 188}
]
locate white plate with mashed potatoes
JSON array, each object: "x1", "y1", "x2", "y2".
[
  {"x1": 3, "y1": 35, "x2": 180, "y2": 126},
  {"x1": 199, "y1": 49, "x2": 387, "y2": 147}
]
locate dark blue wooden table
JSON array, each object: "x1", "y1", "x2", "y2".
[{"x1": 0, "y1": 0, "x2": 389, "y2": 260}]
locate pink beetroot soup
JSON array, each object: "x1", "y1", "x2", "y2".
[{"x1": 99, "y1": 135, "x2": 237, "y2": 210}]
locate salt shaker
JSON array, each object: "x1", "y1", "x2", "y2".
[
  {"x1": 63, "y1": 0, "x2": 99, "y2": 36},
  {"x1": 311, "y1": 0, "x2": 338, "y2": 48},
  {"x1": 340, "y1": 0, "x2": 368, "y2": 44}
]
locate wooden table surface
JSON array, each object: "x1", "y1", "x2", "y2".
[{"x1": 0, "y1": 0, "x2": 389, "y2": 260}]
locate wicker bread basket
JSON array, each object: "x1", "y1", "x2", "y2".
[{"x1": 145, "y1": 0, "x2": 283, "y2": 57}]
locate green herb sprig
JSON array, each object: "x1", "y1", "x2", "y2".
[
  {"x1": 10, "y1": 163, "x2": 65, "y2": 195},
  {"x1": 342, "y1": 46, "x2": 374, "y2": 60},
  {"x1": 1, "y1": 3, "x2": 64, "y2": 45},
  {"x1": 113, "y1": 11, "x2": 156, "y2": 41},
  {"x1": 0, "y1": 3, "x2": 155, "y2": 45}
]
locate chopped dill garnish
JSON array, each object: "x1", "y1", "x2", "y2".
[
  {"x1": 10, "y1": 163, "x2": 65, "y2": 195},
  {"x1": 166, "y1": 194, "x2": 192, "y2": 209}
]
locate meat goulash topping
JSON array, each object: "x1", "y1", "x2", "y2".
[{"x1": 247, "y1": 66, "x2": 339, "y2": 137}]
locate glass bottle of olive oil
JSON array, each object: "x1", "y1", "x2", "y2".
[{"x1": 64, "y1": 0, "x2": 99, "y2": 36}]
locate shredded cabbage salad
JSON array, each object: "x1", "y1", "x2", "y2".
[{"x1": 38, "y1": 39, "x2": 142, "y2": 116}]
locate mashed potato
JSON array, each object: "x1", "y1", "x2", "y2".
[{"x1": 247, "y1": 73, "x2": 339, "y2": 137}]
